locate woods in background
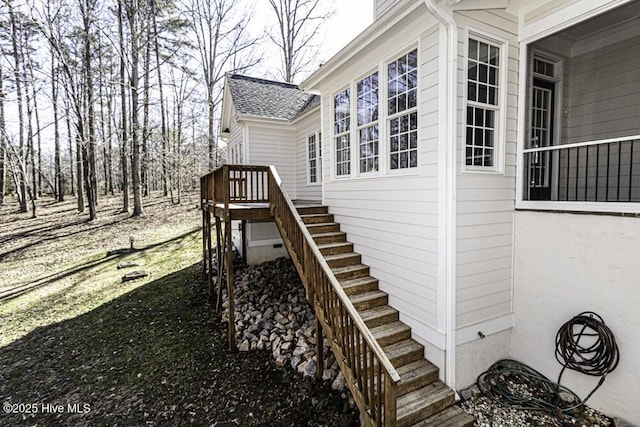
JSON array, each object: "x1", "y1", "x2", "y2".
[{"x1": 0, "y1": 0, "x2": 332, "y2": 219}]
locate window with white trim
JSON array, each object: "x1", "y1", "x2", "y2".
[
  {"x1": 357, "y1": 72, "x2": 379, "y2": 173},
  {"x1": 334, "y1": 88, "x2": 351, "y2": 176},
  {"x1": 388, "y1": 49, "x2": 418, "y2": 170},
  {"x1": 308, "y1": 133, "x2": 319, "y2": 183},
  {"x1": 466, "y1": 37, "x2": 500, "y2": 168}
]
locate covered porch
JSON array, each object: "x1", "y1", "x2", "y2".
[{"x1": 519, "y1": 0, "x2": 640, "y2": 213}]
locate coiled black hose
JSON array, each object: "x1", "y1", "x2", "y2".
[{"x1": 477, "y1": 312, "x2": 619, "y2": 418}]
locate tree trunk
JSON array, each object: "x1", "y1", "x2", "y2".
[
  {"x1": 142, "y1": 23, "x2": 151, "y2": 198},
  {"x1": 27, "y1": 55, "x2": 43, "y2": 199},
  {"x1": 0, "y1": 66, "x2": 6, "y2": 205},
  {"x1": 65, "y1": 97, "x2": 75, "y2": 196},
  {"x1": 106, "y1": 82, "x2": 114, "y2": 195},
  {"x1": 84, "y1": 0, "x2": 97, "y2": 219},
  {"x1": 52, "y1": 52, "x2": 63, "y2": 201},
  {"x1": 129, "y1": 0, "x2": 143, "y2": 216},
  {"x1": 8, "y1": 4, "x2": 27, "y2": 213},
  {"x1": 76, "y1": 123, "x2": 85, "y2": 213},
  {"x1": 153, "y1": 11, "x2": 168, "y2": 197},
  {"x1": 118, "y1": 0, "x2": 129, "y2": 212},
  {"x1": 25, "y1": 68, "x2": 37, "y2": 209}
]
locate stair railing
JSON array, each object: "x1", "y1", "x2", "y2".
[
  {"x1": 201, "y1": 164, "x2": 401, "y2": 426},
  {"x1": 267, "y1": 165, "x2": 401, "y2": 426}
]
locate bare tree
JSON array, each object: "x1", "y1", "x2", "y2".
[
  {"x1": 6, "y1": 0, "x2": 28, "y2": 212},
  {"x1": 185, "y1": 0, "x2": 261, "y2": 170},
  {"x1": 125, "y1": 0, "x2": 143, "y2": 216},
  {"x1": 267, "y1": 0, "x2": 332, "y2": 83},
  {"x1": 0, "y1": 65, "x2": 6, "y2": 205}
]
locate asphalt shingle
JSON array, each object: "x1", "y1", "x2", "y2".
[{"x1": 227, "y1": 74, "x2": 319, "y2": 121}]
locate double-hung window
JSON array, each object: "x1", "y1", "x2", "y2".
[
  {"x1": 388, "y1": 49, "x2": 418, "y2": 170},
  {"x1": 308, "y1": 133, "x2": 320, "y2": 184},
  {"x1": 466, "y1": 37, "x2": 500, "y2": 168},
  {"x1": 334, "y1": 88, "x2": 351, "y2": 176},
  {"x1": 357, "y1": 72, "x2": 379, "y2": 173}
]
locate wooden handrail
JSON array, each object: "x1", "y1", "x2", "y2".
[
  {"x1": 201, "y1": 164, "x2": 401, "y2": 425},
  {"x1": 267, "y1": 165, "x2": 400, "y2": 426}
]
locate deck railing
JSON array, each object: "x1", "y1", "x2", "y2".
[
  {"x1": 524, "y1": 135, "x2": 640, "y2": 202},
  {"x1": 201, "y1": 164, "x2": 401, "y2": 426}
]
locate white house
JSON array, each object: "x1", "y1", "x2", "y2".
[{"x1": 219, "y1": 0, "x2": 640, "y2": 423}]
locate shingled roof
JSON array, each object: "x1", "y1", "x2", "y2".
[{"x1": 226, "y1": 74, "x2": 319, "y2": 121}]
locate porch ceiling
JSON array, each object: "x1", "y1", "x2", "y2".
[{"x1": 561, "y1": 1, "x2": 640, "y2": 42}]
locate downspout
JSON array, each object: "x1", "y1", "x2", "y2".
[{"x1": 424, "y1": 0, "x2": 458, "y2": 392}]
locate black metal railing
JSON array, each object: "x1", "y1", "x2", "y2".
[{"x1": 524, "y1": 135, "x2": 640, "y2": 202}]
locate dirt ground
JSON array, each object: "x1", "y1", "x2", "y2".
[{"x1": 0, "y1": 193, "x2": 358, "y2": 426}]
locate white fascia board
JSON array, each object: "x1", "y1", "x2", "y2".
[
  {"x1": 290, "y1": 103, "x2": 321, "y2": 126},
  {"x1": 301, "y1": 0, "x2": 424, "y2": 90},
  {"x1": 235, "y1": 114, "x2": 292, "y2": 128},
  {"x1": 220, "y1": 77, "x2": 234, "y2": 134}
]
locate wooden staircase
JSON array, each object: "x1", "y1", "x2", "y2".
[
  {"x1": 201, "y1": 165, "x2": 474, "y2": 426},
  {"x1": 296, "y1": 206, "x2": 474, "y2": 427}
]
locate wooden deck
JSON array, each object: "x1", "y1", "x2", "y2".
[{"x1": 202, "y1": 200, "x2": 322, "y2": 221}]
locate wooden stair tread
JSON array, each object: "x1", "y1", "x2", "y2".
[
  {"x1": 317, "y1": 241, "x2": 353, "y2": 251},
  {"x1": 340, "y1": 276, "x2": 379, "y2": 295},
  {"x1": 309, "y1": 231, "x2": 347, "y2": 244},
  {"x1": 324, "y1": 252, "x2": 361, "y2": 267},
  {"x1": 396, "y1": 359, "x2": 440, "y2": 395},
  {"x1": 382, "y1": 339, "x2": 424, "y2": 367},
  {"x1": 397, "y1": 381, "x2": 455, "y2": 427},
  {"x1": 348, "y1": 290, "x2": 387, "y2": 309},
  {"x1": 295, "y1": 206, "x2": 328, "y2": 215},
  {"x1": 410, "y1": 405, "x2": 475, "y2": 427},
  {"x1": 359, "y1": 305, "x2": 399, "y2": 327},
  {"x1": 349, "y1": 289, "x2": 387, "y2": 302},
  {"x1": 371, "y1": 321, "x2": 411, "y2": 342},
  {"x1": 331, "y1": 264, "x2": 369, "y2": 275},
  {"x1": 300, "y1": 213, "x2": 334, "y2": 224}
]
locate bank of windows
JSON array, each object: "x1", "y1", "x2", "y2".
[
  {"x1": 308, "y1": 132, "x2": 322, "y2": 184},
  {"x1": 465, "y1": 36, "x2": 502, "y2": 170},
  {"x1": 333, "y1": 48, "x2": 418, "y2": 178}
]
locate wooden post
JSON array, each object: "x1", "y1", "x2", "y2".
[
  {"x1": 201, "y1": 208, "x2": 207, "y2": 278},
  {"x1": 315, "y1": 315, "x2": 324, "y2": 380},
  {"x1": 241, "y1": 220, "x2": 247, "y2": 263},
  {"x1": 384, "y1": 374, "x2": 397, "y2": 427},
  {"x1": 215, "y1": 216, "x2": 223, "y2": 314},
  {"x1": 206, "y1": 211, "x2": 214, "y2": 300},
  {"x1": 225, "y1": 219, "x2": 236, "y2": 351}
]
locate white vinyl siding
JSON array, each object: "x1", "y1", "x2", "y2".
[
  {"x1": 374, "y1": 0, "x2": 399, "y2": 19},
  {"x1": 455, "y1": 9, "x2": 519, "y2": 329},
  {"x1": 248, "y1": 124, "x2": 297, "y2": 199},
  {"x1": 294, "y1": 110, "x2": 322, "y2": 201},
  {"x1": 318, "y1": 14, "x2": 441, "y2": 341}
]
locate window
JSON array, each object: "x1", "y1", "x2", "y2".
[
  {"x1": 308, "y1": 134, "x2": 320, "y2": 183},
  {"x1": 388, "y1": 49, "x2": 418, "y2": 169},
  {"x1": 466, "y1": 38, "x2": 500, "y2": 168},
  {"x1": 357, "y1": 72, "x2": 379, "y2": 173},
  {"x1": 334, "y1": 88, "x2": 351, "y2": 176}
]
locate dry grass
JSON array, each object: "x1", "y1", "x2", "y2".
[{"x1": 0, "y1": 192, "x2": 358, "y2": 426}]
